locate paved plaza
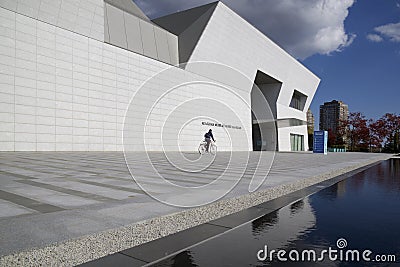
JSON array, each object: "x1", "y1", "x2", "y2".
[{"x1": 0, "y1": 151, "x2": 391, "y2": 264}]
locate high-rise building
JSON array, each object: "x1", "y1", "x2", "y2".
[
  {"x1": 306, "y1": 109, "x2": 315, "y2": 150},
  {"x1": 319, "y1": 100, "x2": 349, "y2": 144},
  {"x1": 307, "y1": 109, "x2": 315, "y2": 133}
]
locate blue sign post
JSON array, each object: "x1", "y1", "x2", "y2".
[{"x1": 313, "y1": 131, "x2": 328, "y2": 155}]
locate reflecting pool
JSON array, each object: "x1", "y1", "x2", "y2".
[{"x1": 151, "y1": 159, "x2": 400, "y2": 266}]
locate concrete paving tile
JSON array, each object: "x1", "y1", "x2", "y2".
[
  {"x1": 16, "y1": 180, "x2": 115, "y2": 202},
  {"x1": 92, "y1": 201, "x2": 179, "y2": 224},
  {"x1": 2, "y1": 184, "x2": 100, "y2": 209},
  {"x1": 0, "y1": 190, "x2": 64, "y2": 213},
  {"x1": 65, "y1": 178, "x2": 147, "y2": 195},
  {"x1": 0, "y1": 170, "x2": 36, "y2": 180},
  {"x1": 0, "y1": 199, "x2": 35, "y2": 218},
  {"x1": 0, "y1": 151, "x2": 390, "y2": 263}
]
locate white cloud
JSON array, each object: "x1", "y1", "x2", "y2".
[
  {"x1": 226, "y1": 0, "x2": 357, "y2": 59},
  {"x1": 134, "y1": 0, "x2": 356, "y2": 60},
  {"x1": 366, "y1": 33, "x2": 383, "y2": 42},
  {"x1": 374, "y1": 22, "x2": 400, "y2": 42}
]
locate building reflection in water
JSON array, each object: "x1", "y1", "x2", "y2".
[
  {"x1": 152, "y1": 198, "x2": 317, "y2": 267},
  {"x1": 251, "y1": 197, "x2": 316, "y2": 251},
  {"x1": 153, "y1": 250, "x2": 197, "y2": 267},
  {"x1": 346, "y1": 159, "x2": 400, "y2": 194},
  {"x1": 151, "y1": 159, "x2": 400, "y2": 267}
]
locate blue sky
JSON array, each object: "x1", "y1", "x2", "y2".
[
  {"x1": 304, "y1": 0, "x2": 400, "y2": 126},
  {"x1": 134, "y1": 0, "x2": 399, "y2": 127}
]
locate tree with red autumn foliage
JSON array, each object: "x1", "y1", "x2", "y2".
[
  {"x1": 339, "y1": 112, "x2": 400, "y2": 153},
  {"x1": 379, "y1": 113, "x2": 400, "y2": 153},
  {"x1": 342, "y1": 112, "x2": 370, "y2": 151},
  {"x1": 327, "y1": 129, "x2": 337, "y2": 147},
  {"x1": 368, "y1": 118, "x2": 386, "y2": 152}
]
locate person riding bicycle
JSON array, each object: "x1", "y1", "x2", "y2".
[{"x1": 204, "y1": 129, "x2": 215, "y2": 152}]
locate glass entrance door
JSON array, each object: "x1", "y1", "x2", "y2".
[{"x1": 290, "y1": 134, "x2": 304, "y2": 151}]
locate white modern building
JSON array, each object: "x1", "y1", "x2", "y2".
[{"x1": 0, "y1": 0, "x2": 320, "y2": 152}]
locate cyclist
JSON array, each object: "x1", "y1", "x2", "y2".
[{"x1": 204, "y1": 129, "x2": 215, "y2": 152}]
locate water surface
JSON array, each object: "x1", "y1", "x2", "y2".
[{"x1": 151, "y1": 159, "x2": 400, "y2": 266}]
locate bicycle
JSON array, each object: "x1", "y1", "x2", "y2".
[{"x1": 198, "y1": 140, "x2": 217, "y2": 155}]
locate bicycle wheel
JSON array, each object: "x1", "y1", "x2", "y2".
[
  {"x1": 209, "y1": 144, "x2": 217, "y2": 155},
  {"x1": 198, "y1": 143, "x2": 206, "y2": 154}
]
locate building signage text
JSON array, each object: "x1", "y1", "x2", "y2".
[{"x1": 202, "y1": 121, "x2": 242, "y2": 130}]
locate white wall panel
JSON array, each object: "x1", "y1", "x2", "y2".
[
  {"x1": 105, "y1": 4, "x2": 127, "y2": 49},
  {"x1": 0, "y1": 0, "x2": 17, "y2": 11},
  {"x1": 0, "y1": 2, "x2": 318, "y2": 152},
  {"x1": 124, "y1": 12, "x2": 143, "y2": 54},
  {"x1": 139, "y1": 20, "x2": 158, "y2": 60},
  {"x1": 154, "y1": 27, "x2": 171, "y2": 64},
  {"x1": 167, "y1": 33, "x2": 179, "y2": 66},
  {"x1": 0, "y1": 0, "x2": 104, "y2": 41},
  {"x1": 0, "y1": 7, "x2": 15, "y2": 151},
  {"x1": 278, "y1": 125, "x2": 308, "y2": 152},
  {"x1": 187, "y1": 3, "x2": 320, "y2": 151}
]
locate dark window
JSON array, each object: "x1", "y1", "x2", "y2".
[{"x1": 290, "y1": 90, "x2": 308, "y2": 111}]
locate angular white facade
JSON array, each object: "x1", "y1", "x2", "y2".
[{"x1": 0, "y1": 0, "x2": 319, "y2": 152}]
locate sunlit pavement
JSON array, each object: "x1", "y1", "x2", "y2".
[{"x1": 0, "y1": 151, "x2": 390, "y2": 258}]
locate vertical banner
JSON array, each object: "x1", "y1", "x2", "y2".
[{"x1": 313, "y1": 131, "x2": 328, "y2": 155}]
